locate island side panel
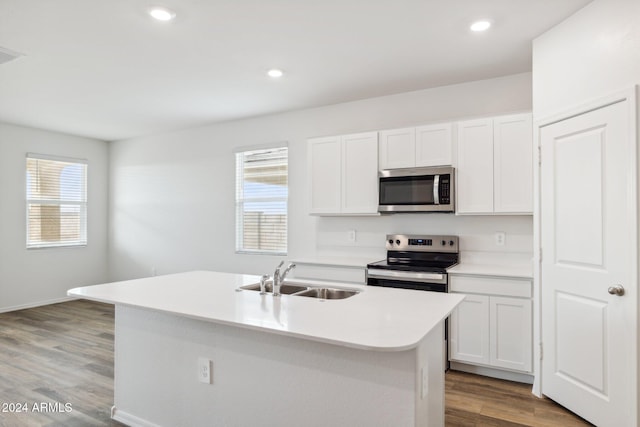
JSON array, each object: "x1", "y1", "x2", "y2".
[
  {"x1": 113, "y1": 305, "x2": 427, "y2": 427},
  {"x1": 415, "y1": 324, "x2": 445, "y2": 426}
]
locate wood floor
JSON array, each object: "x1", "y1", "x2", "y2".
[
  {"x1": 446, "y1": 371, "x2": 592, "y2": 426},
  {"x1": 0, "y1": 300, "x2": 122, "y2": 426},
  {"x1": 0, "y1": 300, "x2": 592, "y2": 427}
]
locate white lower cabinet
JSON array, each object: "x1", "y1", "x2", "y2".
[
  {"x1": 449, "y1": 275, "x2": 533, "y2": 373},
  {"x1": 450, "y1": 294, "x2": 490, "y2": 365},
  {"x1": 489, "y1": 296, "x2": 532, "y2": 372}
]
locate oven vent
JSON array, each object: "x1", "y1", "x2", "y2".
[{"x1": 0, "y1": 46, "x2": 23, "y2": 66}]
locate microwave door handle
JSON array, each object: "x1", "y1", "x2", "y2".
[{"x1": 433, "y1": 174, "x2": 440, "y2": 205}]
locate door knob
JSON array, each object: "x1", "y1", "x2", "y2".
[{"x1": 608, "y1": 285, "x2": 625, "y2": 296}]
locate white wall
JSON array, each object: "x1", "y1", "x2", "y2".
[
  {"x1": 0, "y1": 123, "x2": 109, "y2": 312},
  {"x1": 531, "y1": 0, "x2": 640, "y2": 408},
  {"x1": 109, "y1": 72, "x2": 534, "y2": 281},
  {"x1": 533, "y1": 0, "x2": 640, "y2": 118}
]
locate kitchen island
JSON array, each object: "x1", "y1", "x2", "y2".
[{"x1": 68, "y1": 270, "x2": 464, "y2": 427}]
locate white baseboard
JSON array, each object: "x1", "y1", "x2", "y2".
[
  {"x1": 112, "y1": 406, "x2": 161, "y2": 427},
  {"x1": 0, "y1": 296, "x2": 76, "y2": 314},
  {"x1": 450, "y1": 361, "x2": 534, "y2": 384}
]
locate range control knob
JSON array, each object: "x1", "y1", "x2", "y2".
[
  {"x1": 441, "y1": 240, "x2": 446, "y2": 246},
  {"x1": 396, "y1": 239, "x2": 401, "y2": 245},
  {"x1": 449, "y1": 240, "x2": 455, "y2": 246},
  {"x1": 388, "y1": 239, "x2": 394, "y2": 245}
]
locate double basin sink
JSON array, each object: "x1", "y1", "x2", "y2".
[{"x1": 238, "y1": 281, "x2": 359, "y2": 300}]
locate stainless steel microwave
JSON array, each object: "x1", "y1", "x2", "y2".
[{"x1": 378, "y1": 166, "x2": 455, "y2": 213}]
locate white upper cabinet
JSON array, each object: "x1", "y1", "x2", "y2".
[
  {"x1": 456, "y1": 113, "x2": 532, "y2": 214},
  {"x1": 493, "y1": 114, "x2": 533, "y2": 213},
  {"x1": 378, "y1": 127, "x2": 415, "y2": 169},
  {"x1": 308, "y1": 136, "x2": 341, "y2": 214},
  {"x1": 308, "y1": 132, "x2": 379, "y2": 216},
  {"x1": 379, "y1": 123, "x2": 453, "y2": 170},
  {"x1": 456, "y1": 119, "x2": 494, "y2": 213},
  {"x1": 415, "y1": 123, "x2": 453, "y2": 167},
  {"x1": 341, "y1": 132, "x2": 380, "y2": 214}
]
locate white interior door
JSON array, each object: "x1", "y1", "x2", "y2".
[{"x1": 540, "y1": 98, "x2": 637, "y2": 426}]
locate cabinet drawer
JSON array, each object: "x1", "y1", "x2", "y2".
[{"x1": 450, "y1": 275, "x2": 531, "y2": 298}]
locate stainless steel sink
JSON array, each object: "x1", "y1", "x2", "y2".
[
  {"x1": 294, "y1": 287, "x2": 359, "y2": 300},
  {"x1": 239, "y1": 281, "x2": 360, "y2": 300},
  {"x1": 239, "y1": 282, "x2": 309, "y2": 295}
]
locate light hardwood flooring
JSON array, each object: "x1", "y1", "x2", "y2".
[
  {"x1": 0, "y1": 300, "x2": 592, "y2": 427},
  {"x1": 446, "y1": 370, "x2": 593, "y2": 426},
  {"x1": 0, "y1": 300, "x2": 122, "y2": 426}
]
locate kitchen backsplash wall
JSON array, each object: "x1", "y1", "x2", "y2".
[
  {"x1": 109, "y1": 72, "x2": 533, "y2": 281},
  {"x1": 313, "y1": 215, "x2": 532, "y2": 262}
]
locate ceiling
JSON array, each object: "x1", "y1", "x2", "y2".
[{"x1": 0, "y1": 0, "x2": 592, "y2": 141}]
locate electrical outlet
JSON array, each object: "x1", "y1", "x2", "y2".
[
  {"x1": 495, "y1": 232, "x2": 506, "y2": 246},
  {"x1": 347, "y1": 230, "x2": 356, "y2": 243},
  {"x1": 198, "y1": 357, "x2": 212, "y2": 384}
]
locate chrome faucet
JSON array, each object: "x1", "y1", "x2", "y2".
[{"x1": 273, "y1": 261, "x2": 296, "y2": 297}]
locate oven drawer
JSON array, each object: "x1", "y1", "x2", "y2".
[{"x1": 450, "y1": 275, "x2": 532, "y2": 298}]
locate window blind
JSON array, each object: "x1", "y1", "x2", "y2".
[
  {"x1": 235, "y1": 146, "x2": 288, "y2": 254},
  {"x1": 26, "y1": 154, "x2": 88, "y2": 249}
]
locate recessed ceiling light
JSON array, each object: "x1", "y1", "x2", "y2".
[
  {"x1": 470, "y1": 20, "x2": 491, "y2": 32},
  {"x1": 267, "y1": 69, "x2": 284, "y2": 78},
  {"x1": 149, "y1": 7, "x2": 176, "y2": 21}
]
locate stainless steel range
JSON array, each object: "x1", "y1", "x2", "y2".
[
  {"x1": 366, "y1": 234, "x2": 459, "y2": 370},
  {"x1": 366, "y1": 234, "x2": 459, "y2": 292}
]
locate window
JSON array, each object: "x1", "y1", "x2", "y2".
[
  {"x1": 26, "y1": 154, "x2": 88, "y2": 249},
  {"x1": 235, "y1": 145, "x2": 288, "y2": 254}
]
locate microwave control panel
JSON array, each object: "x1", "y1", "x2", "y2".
[{"x1": 439, "y1": 175, "x2": 450, "y2": 204}]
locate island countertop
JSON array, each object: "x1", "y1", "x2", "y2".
[{"x1": 68, "y1": 270, "x2": 464, "y2": 352}]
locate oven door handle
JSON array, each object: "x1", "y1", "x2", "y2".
[{"x1": 366, "y1": 269, "x2": 447, "y2": 283}]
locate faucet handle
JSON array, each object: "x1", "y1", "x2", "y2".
[{"x1": 259, "y1": 274, "x2": 270, "y2": 295}]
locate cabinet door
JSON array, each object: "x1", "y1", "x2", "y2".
[
  {"x1": 449, "y1": 294, "x2": 490, "y2": 365},
  {"x1": 489, "y1": 296, "x2": 532, "y2": 372},
  {"x1": 415, "y1": 123, "x2": 453, "y2": 167},
  {"x1": 378, "y1": 127, "x2": 415, "y2": 170},
  {"x1": 308, "y1": 136, "x2": 341, "y2": 214},
  {"x1": 493, "y1": 114, "x2": 533, "y2": 213},
  {"x1": 342, "y1": 132, "x2": 379, "y2": 214},
  {"x1": 456, "y1": 119, "x2": 494, "y2": 213}
]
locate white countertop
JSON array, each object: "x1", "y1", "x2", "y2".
[
  {"x1": 447, "y1": 262, "x2": 533, "y2": 279},
  {"x1": 68, "y1": 270, "x2": 463, "y2": 352}
]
